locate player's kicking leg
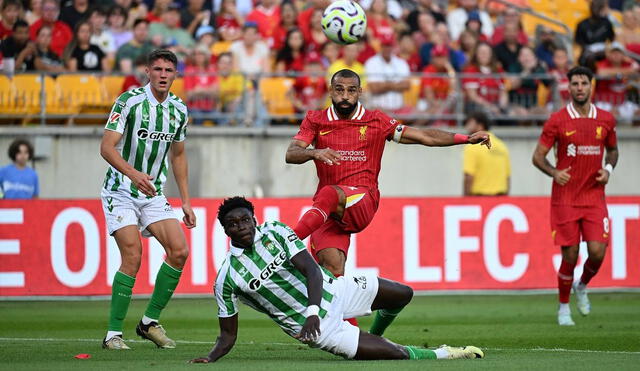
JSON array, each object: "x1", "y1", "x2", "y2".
[
  {"x1": 573, "y1": 240, "x2": 607, "y2": 316},
  {"x1": 557, "y1": 245, "x2": 579, "y2": 326},
  {"x1": 103, "y1": 226, "x2": 142, "y2": 350},
  {"x1": 136, "y1": 219, "x2": 189, "y2": 348}
]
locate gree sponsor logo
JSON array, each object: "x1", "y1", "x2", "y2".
[
  {"x1": 137, "y1": 128, "x2": 175, "y2": 142},
  {"x1": 248, "y1": 251, "x2": 287, "y2": 291}
]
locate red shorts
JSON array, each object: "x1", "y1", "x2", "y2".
[
  {"x1": 309, "y1": 186, "x2": 378, "y2": 260},
  {"x1": 550, "y1": 204, "x2": 610, "y2": 246}
]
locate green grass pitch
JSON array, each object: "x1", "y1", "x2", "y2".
[{"x1": 1, "y1": 293, "x2": 639, "y2": 370}]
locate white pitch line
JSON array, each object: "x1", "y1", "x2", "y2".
[{"x1": 0, "y1": 338, "x2": 638, "y2": 355}]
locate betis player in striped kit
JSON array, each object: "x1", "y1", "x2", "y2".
[
  {"x1": 533, "y1": 66, "x2": 619, "y2": 326},
  {"x1": 99, "y1": 50, "x2": 196, "y2": 349},
  {"x1": 189, "y1": 197, "x2": 484, "y2": 363}
]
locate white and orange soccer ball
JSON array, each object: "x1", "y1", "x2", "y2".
[{"x1": 321, "y1": 0, "x2": 367, "y2": 45}]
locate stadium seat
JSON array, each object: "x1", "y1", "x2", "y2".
[
  {"x1": 0, "y1": 75, "x2": 16, "y2": 115},
  {"x1": 101, "y1": 75, "x2": 126, "y2": 104},
  {"x1": 403, "y1": 77, "x2": 422, "y2": 110},
  {"x1": 260, "y1": 77, "x2": 295, "y2": 116},
  {"x1": 12, "y1": 74, "x2": 59, "y2": 115},
  {"x1": 56, "y1": 74, "x2": 106, "y2": 111},
  {"x1": 171, "y1": 77, "x2": 187, "y2": 101},
  {"x1": 537, "y1": 83, "x2": 549, "y2": 107}
]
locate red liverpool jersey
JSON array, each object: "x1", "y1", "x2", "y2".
[
  {"x1": 539, "y1": 103, "x2": 617, "y2": 206},
  {"x1": 293, "y1": 102, "x2": 402, "y2": 200}
]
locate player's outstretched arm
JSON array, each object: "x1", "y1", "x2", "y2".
[
  {"x1": 170, "y1": 141, "x2": 196, "y2": 228},
  {"x1": 286, "y1": 139, "x2": 342, "y2": 166},
  {"x1": 532, "y1": 143, "x2": 571, "y2": 185},
  {"x1": 291, "y1": 250, "x2": 322, "y2": 343},
  {"x1": 189, "y1": 315, "x2": 238, "y2": 363},
  {"x1": 100, "y1": 130, "x2": 156, "y2": 196},
  {"x1": 398, "y1": 126, "x2": 491, "y2": 148}
]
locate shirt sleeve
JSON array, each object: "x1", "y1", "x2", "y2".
[
  {"x1": 605, "y1": 117, "x2": 617, "y2": 148},
  {"x1": 271, "y1": 221, "x2": 307, "y2": 259},
  {"x1": 33, "y1": 171, "x2": 39, "y2": 197},
  {"x1": 463, "y1": 145, "x2": 477, "y2": 175},
  {"x1": 173, "y1": 106, "x2": 189, "y2": 142},
  {"x1": 104, "y1": 94, "x2": 131, "y2": 133},
  {"x1": 539, "y1": 116, "x2": 558, "y2": 148},
  {"x1": 293, "y1": 113, "x2": 317, "y2": 144},
  {"x1": 377, "y1": 111, "x2": 402, "y2": 141},
  {"x1": 215, "y1": 266, "x2": 239, "y2": 318}
]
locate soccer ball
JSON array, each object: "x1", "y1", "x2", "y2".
[{"x1": 321, "y1": 0, "x2": 367, "y2": 45}]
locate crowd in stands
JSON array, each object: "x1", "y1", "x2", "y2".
[{"x1": 0, "y1": 0, "x2": 639, "y2": 125}]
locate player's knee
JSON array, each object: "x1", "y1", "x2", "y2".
[
  {"x1": 120, "y1": 250, "x2": 142, "y2": 275},
  {"x1": 398, "y1": 284, "x2": 413, "y2": 307},
  {"x1": 314, "y1": 186, "x2": 341, "y2": 212},
  {"x1": 168, "y1": 244, "x2": 189, "y2": 267}
]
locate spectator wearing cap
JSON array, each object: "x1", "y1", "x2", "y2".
[
  {"x1": 217, "y1": 0, "x2": 245, "y2": 43},
  {"x1": 464, "y1": 10, "x2": 488, "y2": 42},
  {"x1": 149, "y1": 3, "x2": 196, "y2": 56},
  {"x1": 246, "y1": 0, "x2": 280, "y2": 48},
  {"x1": 534, "y1": 27, "x2": 557, "y2": 69},
  {"x1": 288, "y1": 52, "x2": 328, "y2": 113},
  {"x1": 184, "y1": 44, "x2": 219, "y2": 123},
  {"x1": 229, "y1": 23, "x2": 271, "y2": 80},
  {"x1": 366, "y1": 0, "x2": 396, "y2": 47},
  {"x1": 116, "y1": 19, "x2": 154, "y2": 73},
  {"x1": 275, "y1": 28, "x2": 307, "y2": 73},
  {"x1": 88, "y1": 6, "x2": 117, "y2": 66},
  {"x1": 575, "y1": 0, "x2": 615, "y2": 66},
  {"x1": 195, "y1": 25, "x2": 216, "y2": 53},
  {"x1": 447, "y1": 0, "x2": 493, "y2": 42},
  {"x1": 419, "y1": 44, "x2": 457, "y2": 119},
  {"x1": 29, "y1": 0, "x2": 73, "y2": 57},
  {"x1": 181, "y1": 0, "x2": 215, "y2": 37},
  {"x1": 364, "y1": 32, "x2": 411, "y2": 113},
  {"x1": 59, "y1": 0, "x2": 89, "y2": 31},
  {"x1": 462, "y1": 42, "x2": 508, "y2": 117},
  {"x1": 327, "y1": 43, "x2": 367, "y2": 87},
  {"x1": 107, "y1": 5, "x2": 133, "y2": 50},
  {"x1": 406, "y1": 0, "x2": 446, "y2": 34},
  {"x1": 494, "y1": 22, "x2": 521, "y2": 71},
  {"x1": 0, "y1": 0, "x2": 22, "y2": 39},
  {"x1": 594, "y1": 42, "x2": 640, "y2": 124},
  {"x1": 489, "y1": 7, "x2": 528, "y2": 46}
]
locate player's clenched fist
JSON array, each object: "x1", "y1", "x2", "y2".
[
  {"x1": 313, "y1": 147, "x2": 342, "y2": 166},
  {"x1": 468, "y1": 131, "x2": 491, "y2": 149},
  {"x1": 553, "y1": 166, "x2": 571, "y2": 186},
  {"x1": 595, "y1": 168, "x2": 610, "y2": 185},
  {"x1": 127, "y1": 169, "x2": 157, "y2": 196}
]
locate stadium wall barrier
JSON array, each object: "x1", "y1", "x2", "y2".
[{"x1": 1, "y1": 197, "x2": 638, "y2": 297}]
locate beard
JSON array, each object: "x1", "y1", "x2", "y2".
[
  {"x1": 332, "y1": 99, "x2": 357, "y2": 116},
  {"x1": 572, "y1": 93, "x2": 590, "y2": 106}
]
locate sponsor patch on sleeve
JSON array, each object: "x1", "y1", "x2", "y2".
[{"x1": 287, "y1": 233, "x2": 298, "y2": 242}]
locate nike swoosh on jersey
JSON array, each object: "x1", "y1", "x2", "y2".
[
  {"x1": 319, "y1": 130, "x2": 333, "y2": 136},
  {"x1": 565, "y1": 130, "x2": 577, "y2": 136}
]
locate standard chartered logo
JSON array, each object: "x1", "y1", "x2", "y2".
[
  {"x1": 248, "y1": 251, "x2": 287, "y2": 290},
  {"x1": 137, "y1": 128, "x2": 175, "y2": 142},
  {"x1": 567, "y1": 143, "x2": 576, "y2": 157}
]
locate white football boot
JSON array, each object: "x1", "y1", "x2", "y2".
[
  {"x1": 573, "y1": 281, "x2": 591, "y2": 316},
  {"x1": 557, "y1": 305, "x2": 575, "y2": 326}
]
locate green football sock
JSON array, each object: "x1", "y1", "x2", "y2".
[
  {"x1": 144, "y1": 261, "x2": 182, "y2": 320},
  {"x1": 108, "y1": 271, "x2": 136, "y2": 331},
  {"x1": 404, "y1": 346, "x2": 437, "y2": 360},
  {"x1": 369, "y1": 307, "x2": 404, "y2": 336}
]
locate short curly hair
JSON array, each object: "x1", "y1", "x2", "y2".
[
  {"x1": 217, "y1": 196, "x2": 255, "y2": 226},
  {"x1": 8, "y1": 138, "x2": 34, "y2": 162}
]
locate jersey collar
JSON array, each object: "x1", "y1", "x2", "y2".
[
  {"x1": 144, "y1": 83, "x2": 170, "y2": 108},
  {"x1": 567, "y1": 102, "x2": 597, "y2": 119},
  {"x1": 327, "y1": 101, "x2": 365, "y2": 121},
  {"x1": 229, "y1": 228, "x2": 262, "y2": 257}
]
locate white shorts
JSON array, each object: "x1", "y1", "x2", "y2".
[
  {"x1": 100, "y1": 188, "x2": 178, "y2": 237},
  {"x1": 311, "y1": 272, "x2": 379, "y2": 359}
]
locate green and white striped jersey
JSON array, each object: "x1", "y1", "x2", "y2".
[
  {"x1": 215, "y1": 221, "x2": 337, "y2": 336},
  {"x1": 103, "y1": 83, "x2": 188, "y2": 198}
]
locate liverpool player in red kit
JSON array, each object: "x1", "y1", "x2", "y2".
[
  {"x1": 532, "y1": 66, "x2": 619, "y2": 326},
  {"x1": 286, "y1": 69, "x2": 490, "y2": 330}
]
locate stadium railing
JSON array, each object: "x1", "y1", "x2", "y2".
[{"x1": 2, "y1": 71, "x2": 639, "y2": 127}]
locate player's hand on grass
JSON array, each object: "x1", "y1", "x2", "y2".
[
  {"x1": 596, "y1": 168, "x2": 610, "y2": 185},
  {"x1": 469, "y1": 131, "x2": 491, "y2": 149},
  {"x1": 128, "y1": 170, "x2": 156, "y2": 196},
  {"x1": 313, "y1": 148, "x2": 341, "y2": 166},
  {"x1": 188, "y1": 357, "x2": 211, "y2": 363},
  {"x1": 293, "y1": 316, "x2": 320, "y2": 343},
  {"x1": 553, "y1": 166, "x2": 571, "y2": 185},
  {"x1": 182, "y1": 203, "x2": 196, "y2": 229}
]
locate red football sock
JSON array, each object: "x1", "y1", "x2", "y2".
[
  {"x1": 293, "y1": 186, "x2": 339, "y2": 240},
  {"x1": 580, "y1": 258, "x2": 603, "y2": 285},
  {"x1": 346, "y1": 318, "x2": 359, "y2": 326},
  {"x1": 557, "y1": 260, "x2": 576, "y2": 304}
]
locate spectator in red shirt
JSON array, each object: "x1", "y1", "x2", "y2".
[
  {"x1": 420, "y1": 44, "x2": 457, "y2": 117},
  {"x1": 462, "y1": 42, "x2": 508, "y2": 116},
  {"x1": 297, "y1": 0, "x2": 329, "y2": 43},
  {"x1": 548, "y1": 48, "x2": 572, "y2": 109},
  {"x1": 464, "y1": 10, "x2": 488, "y2": 43},
  {"x1": 29, "y1": 0, "x2": 73, "y2": 57},
  {"x1": 288, "y1": 52, "x2": 327, "y2": 113},
  {"x1": 274, "y1": 28, "x2": 307, "y2": 73},
  {"x1": 367, "y1": 0, "x2": 396, "y2": 46},
  {"x1": 147, "y1": 0, "x2": 171, "y2": 24},
  {"x1": 490, "y1": 7, "x2": 528, "y2": 46},
  {"x1": 397, "y1": 31, "x2": 421, "y2": 72},
  {"x1": 121, "y1": 55, "x2": 149, "y2": 93},
  {"x1": 217, "y1": 0, "x2": 245, "y2": 42},
  {"x1": 185, "y1": 44, "x2": 219, "y2": 120},
  {"x1": 272, "y1": 0, "x2": 298, "y2": 50},
  {"x1": 305, "y1": 8, "x2": 328, "y2": 54},
  {"x1": 594, "y1": 42, "x2": 639, "y2": 124},
  {"x1": 246, "y1": 0, "x2": 281, "y2": 48},
  {"x1": 412, "y1": 11, "x2": 435, "y2": 46},
  {"x1": 0, "y1": 0, "x2": 22, "y2": 39}
]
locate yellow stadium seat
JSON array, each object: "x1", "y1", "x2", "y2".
[
  {"x1": 0, "y1": 75, "x2": 16, "y2": 114},
  {"x1": 101, "y1": 75, "x2": 125, "y2": 104},
  {"x1": 537, "y1": 83, "x2": 549, "y2": 107},
  {"x1": 403, "y1": 77, "x2": 421, "y2": 109},
  {"x1": 171, "y1": 77, "x2": 187, "y2": 101},
  {"x1": 260, "y1": 77, "x2": 295, "y2": 116},
  {"x1": 12, "y1": 74, "x2": 59, "y2": 115},
  {"x1": 56, "y1": 74, "x2": 106, "y2": 112}
]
